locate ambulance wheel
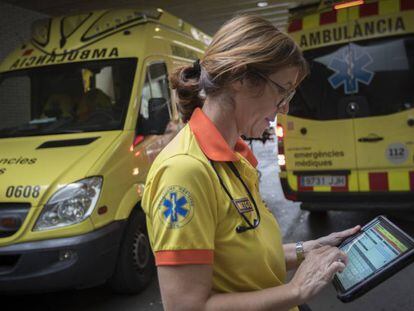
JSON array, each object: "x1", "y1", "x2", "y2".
[{"x1": 109, "y1": 208, "x2": 155, "y2": 294}]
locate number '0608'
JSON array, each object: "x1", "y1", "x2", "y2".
[{"x1": 6, "y1": 185, "x2": 41, "y2": 198}]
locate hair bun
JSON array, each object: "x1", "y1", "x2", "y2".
[{"x1": 170, "y1": 64, "x2": 204, "y2": 122}]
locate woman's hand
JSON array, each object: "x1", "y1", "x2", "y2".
[
  {"x1": 305, "y1": 225, "x2": 361, "y2": 255},
  {"x1": 289, "y1": 245, "x2": 348, "y2": 304}
]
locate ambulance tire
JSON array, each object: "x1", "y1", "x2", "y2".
[{"x1": 109, "y1": 207, "x2": 155, "y2": 294}]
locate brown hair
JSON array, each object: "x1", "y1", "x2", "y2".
[{"x1": 170, "y1": 14, "x2": 309, "y2": 122}]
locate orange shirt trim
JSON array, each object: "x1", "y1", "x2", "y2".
[
  {"x1": 155, "y1": 249, "x2": 214, "y2": 266},
  {"x1": 188, "y1": 107, "x2": 258, "y2": 168}
]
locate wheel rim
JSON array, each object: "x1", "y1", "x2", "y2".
[{"x1": 132, "y1": 228, "x2": 150, "y2": 271}]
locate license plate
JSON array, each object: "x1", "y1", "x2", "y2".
[{"x1": 300, "y1": 175, "x2": 346, "y2": 187}]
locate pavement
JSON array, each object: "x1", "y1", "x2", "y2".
[{"x1": 2, "y1": 138, "x2": 413, "y2": 311}]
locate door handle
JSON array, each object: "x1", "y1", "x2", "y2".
[{"x1": 358, "y1": 135, "x2": 383, "y2": 142}]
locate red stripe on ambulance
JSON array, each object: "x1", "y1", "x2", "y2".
[
  {"x1": 320, "y1": 10, "x2": 337, "y2": 25},
  {"x1": 401, "y1": 0, "x2": 414, "y2": 11},
  {"x1": 409, "y1": 171, "x2": 414, "y2": 191},
  {"x1": 288, "y1": 0, "x2": 414, "y2": 33},
  {"x1": 359, "y1": 2, "x2": 379, "y2": 17},
  {"x1": 288, "y1": 19, "x2": 303, "y2": 32},
  {"x1": 369, "y1": 172, "x2": 389, "y2": 191}
]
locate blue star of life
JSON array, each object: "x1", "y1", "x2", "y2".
[
  {"x1": 328, "y1": 43, "x2": 374, "y2": 94},
  {"x1": 163, "y1": 192, "x2": 189, "y2": 223}
]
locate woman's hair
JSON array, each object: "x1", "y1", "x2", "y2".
[{"x1": 170, "y1": 14, "x2": 309, "y2": 122}]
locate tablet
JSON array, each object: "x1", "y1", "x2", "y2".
[{"x1": 333, "y1": 215, "x2": 414, "y2": 303}]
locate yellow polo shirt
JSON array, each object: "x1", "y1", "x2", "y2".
[{"x1": 142, "y1": 107, "x2": 299, "y2": 311}]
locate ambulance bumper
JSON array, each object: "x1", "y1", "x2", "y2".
[
  {"x1": 280, "y1": 178, "x2": 414, "y2": 211},
  {"x1": 0, "y1": 220, "x2": 127, "y2": 293}
]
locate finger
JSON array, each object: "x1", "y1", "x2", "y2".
[
  {"x1": 324, "y1": 248, "x2": 348, "y2": 265},
  {"x1": 336, "y1": 225, "x2": 361, "y2": 238},
  {"x1": 327, "y1": 261, "x2": 346, "y2": 279},
  {"x1": 336, "y1": 251, "x2": 349, "y2": 266}
]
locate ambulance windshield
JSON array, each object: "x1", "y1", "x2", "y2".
[
  {"x1": 0, "y1": 58, "x2": 136, "y2": 138},
  {"x1": 290, "y1": 35, "x2": 414, "y2": 120}
]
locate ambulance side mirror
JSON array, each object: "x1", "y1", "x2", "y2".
[{"x1": 145, "y1": 98, "x2": 170, "y2": 135}]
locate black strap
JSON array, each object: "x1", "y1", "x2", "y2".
[
  {"x1": 209, "y1": 160, "x2": 234, "y2": 200},
  {"x1": 209, "y1": 160, "x2": 260, "y2": 228},
  {"x1": 227, "y1": 162, "x2": 259, "y2": 215}
]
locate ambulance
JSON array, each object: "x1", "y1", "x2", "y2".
[
  {"x1": 278, "y1": 0, "x2": 414, "y2": 212},
  {"x1": 0, "y1": 8, "x2": 209, "y2": 293}
]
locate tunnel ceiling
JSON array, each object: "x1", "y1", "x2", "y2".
[{"x1": 2, "y1": 0, "x2": 318, "y2": 35}]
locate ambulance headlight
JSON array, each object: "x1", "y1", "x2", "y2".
[{"x1": 33, "y1": 177, "x2": 103, "y2": 231}]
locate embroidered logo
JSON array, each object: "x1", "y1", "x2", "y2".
[
  {"x1": 158, "y1": 185, "x2": 194, "y2": 229},
  {"x1": 232, "y1": 197, "x2": 254, "y2": 214}
]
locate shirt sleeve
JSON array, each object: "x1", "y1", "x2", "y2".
[{"x1": 142, "y1": 155, "x2": 218, "y2": 266}]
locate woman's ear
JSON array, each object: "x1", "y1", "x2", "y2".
[{"x1": 230, "y1": 79, "x2": 244, "y2": 92}]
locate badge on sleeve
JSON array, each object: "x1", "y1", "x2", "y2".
[
  {"x1": 232, "y1": 197, "x2": 254, "y2": 214},
  {"x1": 157, "y1": 185, "x2": 194, "y2": 229}
]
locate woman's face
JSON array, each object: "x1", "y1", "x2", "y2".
[{"x1": 232, "y1": 66, "x2": 299, "y2": 138}]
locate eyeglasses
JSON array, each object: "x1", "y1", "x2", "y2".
[{"x1": 254, "y1": 71, "x2": 296, "y2": 109}]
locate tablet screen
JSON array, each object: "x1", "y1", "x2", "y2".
[{"x1": 336, "y1": 218, "x2": 412, "y2": 290}]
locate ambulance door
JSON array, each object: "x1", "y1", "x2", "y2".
[
  {"x1": 352, "y1": 36, "x2": 414, "y2": 193},
  {"x1": 134, "y1": 59, "x2": 179, "y2": 176},
  {"x1": 285, "y1": 41, "x2": 359, "y2": 194}
]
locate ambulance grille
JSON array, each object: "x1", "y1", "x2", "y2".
[{"x1": 0, "y1": 203, "x2": 31, "y2": 238}]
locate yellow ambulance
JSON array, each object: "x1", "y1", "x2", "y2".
[
  {"x1": 278, "y1": 0, "x2": 414, "y2": 212},
  {"x1": 0, "y1": 7, "x2": 209, "y2": 293}
]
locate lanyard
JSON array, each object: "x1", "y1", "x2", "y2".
[{"x1": 209, "y1": 160, "x2": 261, "y2": 233}]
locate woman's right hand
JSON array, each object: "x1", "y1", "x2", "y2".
[{"x1": 289, "y1": 245, "x2": 348, "y2": 304}]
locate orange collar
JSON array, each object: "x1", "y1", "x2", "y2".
[{"x1": 188, "y1": 107, "x2": 258, "y2": 168}]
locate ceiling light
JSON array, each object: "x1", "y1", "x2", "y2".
[
  {"x1": 257, "y1": 1, "x2": 268, "y2": 7},
  {"x1": 334, "y1": 0, "x2": 364, "y2": 10}
]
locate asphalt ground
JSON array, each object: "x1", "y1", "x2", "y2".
[{"x1": 2, "y1": 139, "x2": 413, "y2": 311}]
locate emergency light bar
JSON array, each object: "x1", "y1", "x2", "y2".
[{"x1": 334, "y1": 0, "x2": 364, "y2": 10}]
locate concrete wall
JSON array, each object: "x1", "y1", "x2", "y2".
[
  {"x1": 0, "y1": 2, "x2": 47, "y2": 62},
  {"x1": 0, "y1": 2, "x2": 47, "y2": 129}
]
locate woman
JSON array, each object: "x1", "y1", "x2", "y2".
[{"x1": 142, "y1": 14, "x2": 360, "y2": 311}]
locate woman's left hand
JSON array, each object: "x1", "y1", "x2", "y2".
[{"x1": 305, "y1": 225, "x2": 362, "y2": 253}]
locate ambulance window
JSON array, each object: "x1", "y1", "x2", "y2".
[
  {"x1": 351, "y1": 36, "x2": 414, "y2": 116},
  {"x1": 290, "y1": 35, "x2": 414, "y2": 120},
  {"x1": 139, "y1": 61, "x2": 172, "y2": 120},
  {"x1": 149, "y1": 63, "x2": 171, "y2": 105},
  {"x1": 0, "y1": 76, "x2": 31, "y2": 129},
  {"x1": 289, "y1": 43, "x2": 351, "y2": 120},
  {"x1": 94, "y1": 67, "x2": 116, "y2": 102},
  {"x1": 140, "y1": 72, "x2": 151, "y2": 119},
  {"x1": 0, "y1": 58, "x2": 137, "y2": 138}
]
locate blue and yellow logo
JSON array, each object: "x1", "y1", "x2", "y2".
[
  {"x1": 158, "y1": 185, "x2": 194, "y2": 229},
  {"x1": 328, "y1": 43, "x2": 374, "y2": 94}
]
